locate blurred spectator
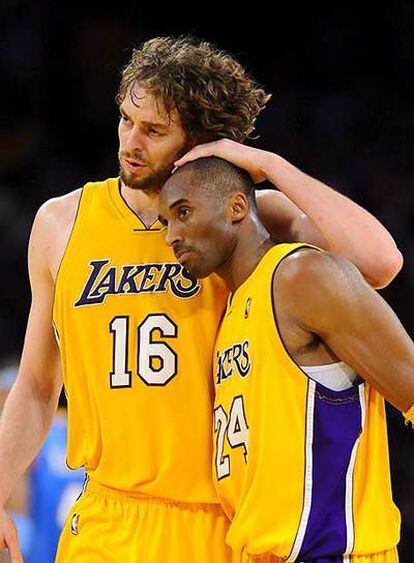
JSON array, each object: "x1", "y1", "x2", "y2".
[{"x1": 0, "y1": 363, "x2": 85, "y2": 562}]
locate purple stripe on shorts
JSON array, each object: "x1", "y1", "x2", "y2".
[
  {"x1": 297, "y1": 382, "x2": 362, "y2": 561},
  {"x1": 299, "y1": 558, "x2": 346, "y2": 562}
]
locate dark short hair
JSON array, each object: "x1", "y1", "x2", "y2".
[
  {"x1": 170, "y1": 157, "x2": 257, "y2": 208},
  {"x1": 116, "y1": 36, "x2": 271, "y2": 143}
]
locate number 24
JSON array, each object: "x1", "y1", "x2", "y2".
[{"x1": 214, "y1": 396, "x2": 249, "y2": 480}]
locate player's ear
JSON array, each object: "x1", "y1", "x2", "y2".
[{"x1": 229, "y1": 193, "x2": 249, "y2": 224}]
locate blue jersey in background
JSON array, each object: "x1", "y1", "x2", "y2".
[{"x1": 27, "y1": 412, "x2": 85, "y2": 563}]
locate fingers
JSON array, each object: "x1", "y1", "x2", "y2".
[
  {"x1": 174, "y1": 149, "x2": 210, "y2": 167},
  {"x1": 4, "y1": 526, "x2": 23, "y2": 563},
  {"x1": 174, "y1": 141, "x2": 219, "y2": 167}
]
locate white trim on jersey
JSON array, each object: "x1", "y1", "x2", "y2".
[
  {"x1": 52, "y1": 321, "x2": 60, "y2": 346},
  {"x1": 81, "y1": 473, "x2": 89, "y2": 495},
  {"x1": 287, "y1": 379, "x2": 316, "y2": 562},
  {"x1": 300, "y1": 361, "x2": 357, "y2": 391},
  {"x1": 344, "y1": 384, "x2": 366, "y2": 557}
]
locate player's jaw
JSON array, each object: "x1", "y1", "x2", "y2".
[
  {"x1": 173, "y1": 243, "x2": 201, "y2": 273},
  {"x1": 119, "y1": 151, "x2": 176, "y2": 193},
  {"x1": 172, "y1": 239, "x2": 227, "y2": 279},
  {"x1": 175, "y1": 247, "x2": 210, "y2": 278}
]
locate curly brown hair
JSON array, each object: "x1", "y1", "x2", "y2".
[{"x1": 116, "y1": 36, "x2": 271, "y2": 143}]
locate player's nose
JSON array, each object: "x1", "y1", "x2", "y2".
[
  {"x1": 165, "y1": 224, "x2": 183, "y2": 247},
  {"x1": 124, "y1": 124, "x2": 145, "y2": 151}
]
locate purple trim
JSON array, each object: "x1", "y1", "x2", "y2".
[
  {"x1": 301, "y1": 558, "x2": 347, "y2": 562},
  {"x1": 297, "y1": 382, "x2": 362, "y2": 560}
]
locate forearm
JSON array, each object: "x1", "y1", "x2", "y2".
[
  {"x1": 0, "y1": 377, "x2": 59, "y2": 505},
  {"x1": 263, "y1": 153, "x2": 403, "y2": 287}
]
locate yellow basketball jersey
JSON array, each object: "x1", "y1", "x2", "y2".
[
  {"x1": 53, "y1": 178, "x2": 228, "y2": 502},
  {"x1": 213, "y1": 244, "x2": 400, "y2": 559}
]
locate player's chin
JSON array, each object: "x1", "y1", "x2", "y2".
[
  {"x1": 183, "y1": 259, "x2": 213, "y2": 280},
  {"x1": 120, "y1": 167, "x2": 142, "y2": 187},
  {"x1": 120, "y1": 167, "x2": 153, "y2": 191}
]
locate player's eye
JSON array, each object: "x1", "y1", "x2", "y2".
[
  {"x1": 147, "y1": 128, "x2": 163, "y2": 137},
  {"x1": 159, "y1": 216, "x2": 168, "y2": 226},
  {"x1": 178, "y1": 208, "x2": 191, "y2": 220}
]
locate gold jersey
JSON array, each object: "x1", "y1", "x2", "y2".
[
  {"x1": 213, "y1": 244, "x2": 400, "y2": 559},
  {"x1": 53, "y1": 178, "x2": 228, "y2": 502}
]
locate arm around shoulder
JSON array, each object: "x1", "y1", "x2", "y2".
[{"x1": 255, "y1": 152, "x2": 403, "y2": 289}]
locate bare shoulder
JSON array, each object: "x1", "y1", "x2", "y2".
[
  {"x1": 30, "y1": 188, "x2": 83, "y2": 281},
  {"x1": 34, "y1": 188, "x2": 82, "y2": 230},
  {"x1": 273, "y1": 249, "x2": 367, "y2": 306}
]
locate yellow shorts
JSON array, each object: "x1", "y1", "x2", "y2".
[
  {"x1": 56, "y1": 479, "x2": 234, "y2": 563},
  {"x1": 242, "y1": 547, "x2": 399, "y2": 562}
]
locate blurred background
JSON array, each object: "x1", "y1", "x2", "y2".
[{"x1": 1, "y1": 1, "x2": 413, "y2": 560}]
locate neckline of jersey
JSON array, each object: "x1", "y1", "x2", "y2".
[
  {"x1": 227, "y1": 244, "x2": 278, "y2": 311},
  {"x1": 108, "y1": 177, "x2": 165, "y2": 232},
  {"x1": 226, "y1": 242, "x2": 313, "y2": 312}
]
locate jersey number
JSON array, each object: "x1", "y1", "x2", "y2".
[
  {"x1": 214, "y1": 396, "x2": 249, "y2": 480},
  {"x1": 109, "y1": 314, "x2": 178, "y2": 387}
]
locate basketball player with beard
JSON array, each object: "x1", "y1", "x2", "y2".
[{"x1": 0, "y1": 36, "x2": 402, "y2": 562}]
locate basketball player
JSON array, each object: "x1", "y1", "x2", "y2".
[
  {"x1": 0, "y1": 37, "x2": 403, "y2": 562},
  {"x1": 158, "y1": 156, "x2": 414, "y2": 562}
]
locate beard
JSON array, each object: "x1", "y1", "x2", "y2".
[
  {"x1": 119, "y1": 161, "x2": 173, "y2": 194},
  {"x1": 119, "y1": 142, "x2": 192, "y2": 195}
]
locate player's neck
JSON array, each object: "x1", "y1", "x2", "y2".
[
  {"x1": 218, "y1": 216, "x2": 273, "y2": 292},
  {"x1": 120, "y1": 180, "x2": 160, "y2": 228}
]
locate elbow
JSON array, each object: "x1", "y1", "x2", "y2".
[{"x1": 367, "y1": 248, "x2": 404, "y2": 289}]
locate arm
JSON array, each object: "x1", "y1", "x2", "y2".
[
  {"x1": 255, "y1": 167, "x2": 403, "y2": 289},
  {"x1": 0, "y1": 204, "x2": 62, "y2": 560},
  {"x1": 275, "y1": 249, "x2": 414, "y2": 413},
  {"x1": 175, "y1": 139, "x2": 403, "y2": 289}
]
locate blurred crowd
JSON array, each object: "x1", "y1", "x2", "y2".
[{"x1": 1, "y1": 1, "x2": 413, "y2": 559}]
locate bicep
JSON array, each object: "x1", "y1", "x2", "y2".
[
  {"x1": 255, "y1": 189, "x2": 327, "y2": 246},
  {"x1": 321, "y1": 281, "x2": 414, "y2": 411},
  {"x1": 280, "y1": 252, "x2": 414, "y2": 411},
  {"x1": 19, "y1": 282, "x2": 61, "y2": 400},
  {"x1": 17, "y1": 211, "x2": 62, "y2": 402},
  {"x1": 255, "y1": 189, "x2": 300, "y2": 242}
]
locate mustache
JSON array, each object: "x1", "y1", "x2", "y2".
[
  {"x1": 119, "y1": 150, "x2": 147, "y2": 164},
  {"x1": 173, "y1": 244, "x2": 193, "y2": 257}
]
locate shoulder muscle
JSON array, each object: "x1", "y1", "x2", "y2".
[
  {"x1": 273, "y1": 249, "x2": 368, "y2": 335},
  {"x1": 30, "y1": 188, "x2": 82, "y2": 282}
]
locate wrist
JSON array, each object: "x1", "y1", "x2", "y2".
[{"x1": 0, "y1": 462, "x2": 15, "y2": 507}]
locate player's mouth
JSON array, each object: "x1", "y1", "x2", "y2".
[
  {"x1": 174, "y1": 247, "x2": 193, "y2": 264},
  {"x1": 123, "y1": 157, "x2": 147, "y2": 172}
]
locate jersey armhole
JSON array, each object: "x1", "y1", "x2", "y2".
[
  {"x1": 52, "y1": 187, "x2": 86, "y2": 314},
  {"x1": 269, "y1": 246, "x2": 363, "y2": 396},
  {"x1": 269, "y1": 245, "x2": 322, "y2": 376}
]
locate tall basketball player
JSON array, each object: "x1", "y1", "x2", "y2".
[
  {"x1": 0, "y1": 37, "x2": 403, "y2": 562},
  {"x1": 159, "y1": 156, "x2": 414, "y2": 562}
]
